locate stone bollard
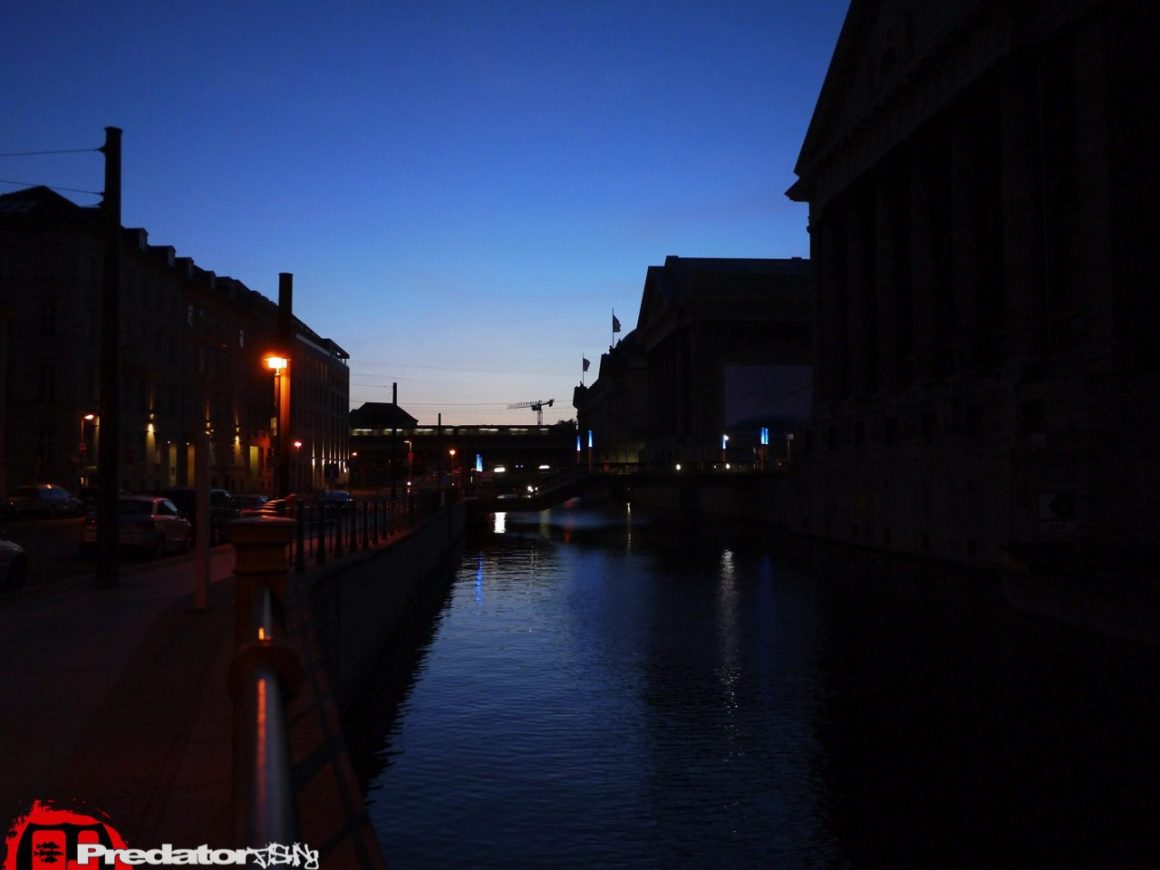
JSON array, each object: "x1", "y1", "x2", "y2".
[{"x1": 229, "y1": 517, "x2": 297, "y2": 647}]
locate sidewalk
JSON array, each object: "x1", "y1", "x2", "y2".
[{"x1": 0, "y1": 547, "x2": 239, "y2": 847}]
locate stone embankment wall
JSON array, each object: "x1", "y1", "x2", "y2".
[
  {"x1": 307, "y1": 500, "x2": 466, "y2": 709},
  {"x1": 619, "y1": 472, "x2": 794, "y2": 528}
]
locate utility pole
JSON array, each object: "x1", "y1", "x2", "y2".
[
  {"x1": 96, "y1": 127, "x2": 122, "y2": 588},
  {"x1": 390, "y1": 382, "x2": 398, "y2": 501}
]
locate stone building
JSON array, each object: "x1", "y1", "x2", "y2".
[
  {"x1": 631, "y1": 256, "x2": 812, "y2": 468},
  {"x1": 0, "y1": 186, "x2": 349, "y2": 497},
  {"x1": 572, "y1": 330, "x2": 648, "y2": 468},
  {"x1": 786, "y1": 0, "x2": 1159, "y2": 574}
]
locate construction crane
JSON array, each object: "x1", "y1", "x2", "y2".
[{"x1": 507, "y1": 398, "x2": 555, "y2": 425}]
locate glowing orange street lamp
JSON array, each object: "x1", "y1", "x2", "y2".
[{"x1": 265, "y1": 353, "x2": 291, "y2": 495}]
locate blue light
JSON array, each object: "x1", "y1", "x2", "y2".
[
  {"x1": 587, "y1": 429, "x2": 593, "y2": 449},
  {"x1": 475, "y1": 453, "x2": 483, "y2": 472},
  {"x1": 760, "y1": 426, "x2": 769, "y2": 446},
  {"x1": 576, "y1": 434, "x2": 581, "y2": 452}
]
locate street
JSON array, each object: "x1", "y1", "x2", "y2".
[{"x1": 0, "y1": 515, "x2": 184, "y2": 591}]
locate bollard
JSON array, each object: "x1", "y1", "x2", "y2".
[{"x1": 230, "y1": 517, "x2": 295, "y2": 646}]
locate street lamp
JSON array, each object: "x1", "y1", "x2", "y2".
[
  {"x1": 293, "y1": 440, "x2": 303, "y2": 492},
  {"x1": 265, "y1": 354, "x2": 290, "y2": 495},
  {"x1": 721, "y1": 433, "x2": 729, "y2": 468},
  {"x1": 79, "y1": 413, "x2": 96, "y2": 487}
]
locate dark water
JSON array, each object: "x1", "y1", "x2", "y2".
[{"x1": 351, "y1": 502, "x2": 1160, "y2": 867}]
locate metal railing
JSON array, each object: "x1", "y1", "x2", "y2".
[
  {"x1": 228, "y1": 518, "x2": 302, "y2": 850},
  {"x1": 283, "y1": 492, "x2": 443, "y2": 572},
  {"x1": 226, "y1": 490, "x2": 450, "y2": 851}
]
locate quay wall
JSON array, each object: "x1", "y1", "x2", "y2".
[
  {"x1": 619, "y1": 472, "x2": 793, "y2": 527},
  {"x1": 307, "y1": 500, "x2": 466, "y2": 709}
]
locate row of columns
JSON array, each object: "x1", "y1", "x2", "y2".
[{"x1": 812, "y1": 41, "x2": 1111, "y2": 406}]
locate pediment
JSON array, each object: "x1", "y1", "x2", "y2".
[
  {"x1": 636, "y1": 265, "x2": 673, "y2": 332},
  {"x1": 793, "y1": 0, "x2": 971, "y2": 193}
]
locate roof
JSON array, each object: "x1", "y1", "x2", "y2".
[
  {"x1": 349, "y1": 402, "x2": 419, "y2": 429},
  {"x1": 636, "y1": 255, "x2": 811, "y2": 335},
  {"x1": 0, "y1": 185, "x2": 102, "y2": 226}
]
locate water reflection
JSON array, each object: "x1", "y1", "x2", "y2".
[{"x1": 355, "y1": 502, "x2": 1160, "y2": 867}]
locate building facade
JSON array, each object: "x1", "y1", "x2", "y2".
[
  {"x1": 572, "y1": 330, "x2": 648, "y2": 468},
  {"x1": 0, "y1": 186, "x2": 349, "y2": 498},
  {"x1": 787, "y1": 0, "x2": 1159, "y2": 573},
  {"x1": 633, "y1": 256, "x2": 812, "y2": 468}
]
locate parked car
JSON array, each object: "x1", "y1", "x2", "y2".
[
  {"x1": 0, "y1": 535, "x2": 27, "y2": 590},
  {"x1": 232, "y1": 493, "x2": 270, "y2": 517},
  {"x1": 80, "y1": 495, "x2": 192, "y2": 558},
  {"x1": 160, "y1": 487, "x2": 239, "y2": 544},
  {"x1": 255, "y1": 492, "x2": 314, "y2": 518},
  {"x1": 7, "y1": 484, "x2": 82, "y2": 517},
  {"x1": 321, "y1": 490, "x2": 355, "y2": 514}
]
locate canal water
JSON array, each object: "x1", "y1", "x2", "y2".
[{"x1": 350, "y1": 501, "x2": 1160, "y2": 867}]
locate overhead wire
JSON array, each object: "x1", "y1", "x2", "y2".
[
  {"x1": 0, "y1": 178, "x2": 102, "y2": 196},
  {"x1": 0, "y1": 147, "x2": 100, "y2": 157}
]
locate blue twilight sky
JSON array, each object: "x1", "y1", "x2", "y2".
[{"x1": 2, "y1": 0, "x2": 848, "y2": 425}]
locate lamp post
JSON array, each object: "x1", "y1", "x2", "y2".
[
  {"x1": 293, "y1": 440, "x2": 303, "y2": 492},
  {"x1": 265, "y1": 354, "x2": 289, "y2": 496},
  {"x1": 448, "y1": 448, "x2": 457, "y2": 490},
  {"x1": 721, "y1": 433, "x2": 729, "y2": 469},
  {"x1": 79, "y1": 413, "x2": 96, "y2": 487},
  {"x1": 404, "y1": 439, "x2": 413, "y2": 485}
]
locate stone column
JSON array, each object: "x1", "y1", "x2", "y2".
[
  {"x1": 875, "y1": 163, "x2": 902, "y2": 391},
  {"x1": 909, "y1": 138, "x2": 939, "y2": 382},
  {"x1": 813, "y1": 210, "x2": 841, "y2": 401},
  {"x1": 846, "y1": 192, "x2": 872, "y2": 397},
  {"x1": 950, "y1": 112, "x2": 984, "y2": 373},
  {"x1": 999, "y1": 62, "x2": 1046, "y2": 369}
]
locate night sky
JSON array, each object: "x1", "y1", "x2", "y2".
[{"x1": 2, "y1": 0, "x2": 849, "y2": 424}]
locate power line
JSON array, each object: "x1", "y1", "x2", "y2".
[
  {"x1": 0, "y1": 178, "x2": 102, "y2": 196},
  {"x1": 0, "y1": 147, "x2": 99, "y2": 157}
]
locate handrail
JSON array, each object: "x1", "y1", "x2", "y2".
[{"x1": 227, "y1": 517, "x2": 302, "y2": 851}]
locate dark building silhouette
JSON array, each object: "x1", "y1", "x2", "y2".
[
  {"x1": 576, "y1": 256, "x2": 812, "y2": 469},
  {"x1": 572, "y1": 330, "x2": 648, "y2": 467},
  {"x1": 0, "y1": 186, "x2": 350, "y2": 496},
  {"x1": 349, "y1": 402, "x2": 577, "y2": 489},
  {"x1": 787, "y1": 0, "x2": 1160, "y2": 572}
]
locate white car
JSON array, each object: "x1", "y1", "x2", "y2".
[
  {"x1": 81, "y1": 495, "x2": 192, "y2": 558},
  {"x1": 0, "y1": 537, "x2": 27, "y2": 589}
]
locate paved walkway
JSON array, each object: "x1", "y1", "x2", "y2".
[
  {"x1": 0, "y1": 543, "x2": 386, "y2": 867},
  {"x1": 0, "y1": 548, "x2": 238, "y2": 845}
]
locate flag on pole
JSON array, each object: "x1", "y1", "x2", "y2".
[
  {"x1": 582, "y1": 356, "x2": 590, "y2": 372},
  {"x1": 612, "y1": 311, "x2": 621, "y2": 333}
]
